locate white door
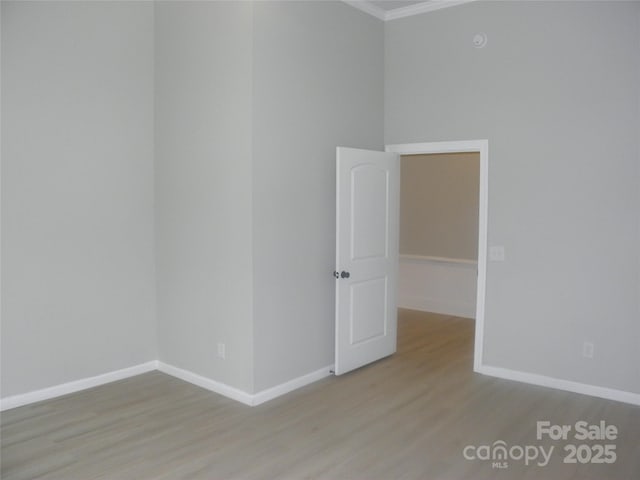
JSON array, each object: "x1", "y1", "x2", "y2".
[{"x1": 334, "y1": 147, "x2": 400, "y2": 375}]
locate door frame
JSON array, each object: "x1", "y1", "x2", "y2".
[{"x1": 385, "y1": 139, "x2": 488, "y2": 372}]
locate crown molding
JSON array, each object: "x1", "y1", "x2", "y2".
[
  {"x1": 342, "y1": 1, "x2": 387, "y2": 20},
  {"x1": 343, "y1": 0, "x2": 479, "y2": 21},
  {"x1": 385, "y1": 0, "x2": 479, "y2": 20}
]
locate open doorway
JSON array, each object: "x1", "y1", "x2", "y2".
[
  {"x1": 386, "y1": 140, "x2": 488, "y2": 371},
  {"x1": 333, "y1": 141, "x2": 487, "y2": 376},
  {"x1": 398, "y1": 151, "x2": 479, "y2": 319}
]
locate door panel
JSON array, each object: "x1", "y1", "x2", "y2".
[
  {"x1": 335, "y1": 147, "x2": 399, "y2": 375},
  {"x1": 351, "y1": 166, "x2": 389, "y2": 260},
  {"x1": 350, "y1": 277, "x2": 387, "y2": 345}
]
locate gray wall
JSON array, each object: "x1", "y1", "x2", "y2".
[
  {"x1": 252, "y1": 1, "x2": 384, "y2": 391},
  {"x1": 155, "y1": 1, "x2": 254, "y2": 393},
  {"x1": 2, "y1": 0, "x2": 381, "y2": 399},
  {"x1": 386, "y1": 1, "x2": 640, "y2": 393},
  {"x1": 400, "y1": 153, "x2": 479, "y2": 260},
  {"x1": 6, "y1": 0, "x2": 634, "y2": 402},
  {"x1": 1, "y1": 1, "x2": 156, "y2": 396}
]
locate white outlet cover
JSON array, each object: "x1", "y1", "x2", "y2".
[{"x1": 489, "y1": 246, "x2": 505, "y2": 261}]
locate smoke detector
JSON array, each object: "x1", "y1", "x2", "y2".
[{"x1": 473, "y1": 33, "x2": 487, "y2": 48}]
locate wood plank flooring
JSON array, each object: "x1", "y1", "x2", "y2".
[{"x1": 2, "y1": 309, "x2": 639, "y2": 479}]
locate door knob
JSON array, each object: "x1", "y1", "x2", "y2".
[{"x1": 341, "y1": 271, "x2": 350, "y2": 279}]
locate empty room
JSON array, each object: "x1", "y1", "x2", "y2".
[{"x1": 1, "y1": 0, "x2": 639, "y2": 479}]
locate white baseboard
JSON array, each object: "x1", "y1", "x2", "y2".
[
  {"x1": 1, "y1": 360, "x2": 336, "y2": 411},
  {"x1": 158, "y1": 362, "x2": 335, "y2": 407},
  {"x1": 0, "y1": 361, "x2": 158, "y2": 411},
  {"x1": 477, "y1": 365, "x2": 640, "y2": 406},
  {"x1": 252, "y1": 365, "x2": 334, "y2": 406},
  {"x1": 399, "y1": 255, "x2": 477, "y2": 318},
  {"x1": 156, "y1": 361, "x2": 254, "y2": 406},
  {"x1": 399, "y1": 295, "x2": 475, "y2": 319},
  {"x1": 4, "y1": 360, "x2": 637, "y2": 411}
]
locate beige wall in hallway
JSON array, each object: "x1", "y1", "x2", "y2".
[{"x1": 400, "y1": 152, "x2": 479, "y2": 260}]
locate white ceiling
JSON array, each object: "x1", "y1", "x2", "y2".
[{"x1": 344, "y1": 0, "x2": 477, "y2": 21}]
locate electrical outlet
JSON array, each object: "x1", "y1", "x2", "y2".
[
  {"x1": 583, "y1": 341, "x2": 594, "y2": 359},
  {"x1": 489, "y1": 246, "x2": 505, "y2": 262},
  {"x1": 217, "y1": 342, "x2": 226, "y2": 360}
]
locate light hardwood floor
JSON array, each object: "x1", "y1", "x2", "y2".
[{"x1": 2, "y1": 309, "x2": 639, "y2": 479}]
